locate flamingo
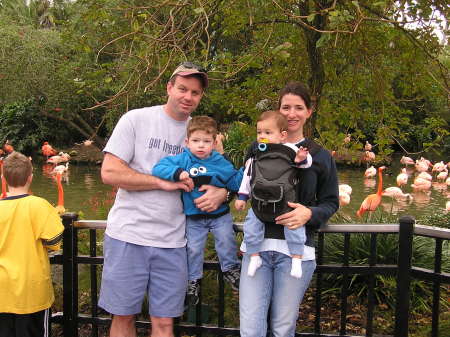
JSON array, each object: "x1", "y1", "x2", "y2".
[
  {"x1": 41, "y1": 141, "x2": 57, "y2": 160},
  {"x1": 357, "y1": 166, "x2": 385, "y2": 217},
  {"x1": 339, "y1": 184, "x2": 352, "y2": 195},
  {"x1": 411, "y1": 177, "x2": 432, "y2": 191},
  {"x1": 52, "y1": 162, "x2": 69, "y2": 175},
  {"x1": 432, "y1": 161, "x2": 446, "y2": 173},
  {"x1": 364, "y1": 141, "x2": 372, "y2": 151},
  {"x1": 55, "y1": 172, "x2": 65, "y2": 214},
  {"x1": 400, "y1": 156, "x2": 415, "y2": 166},
  {"x1": 382, "y1": 187, "x2": 413, "y2": 200},
  {"x1": 364, "y1": 166, "x2": 377, "y2": 178},
  {"x1": 364, "y1": 151, "x2": 376, "y2": 162},
  {"x1": 396, "y1": 168, "x2": 408, "y2": 187},
  {"x1": 344, "y1": 134, "x2": 351, "y2": 144},
  {"x1": 0, "y1": 158, "x2": 7, "y2": 199},
  {"x1": 419, "y1": 157, "x2": 432, "y2": 168},
  {"x1": 339, "y1": 192, "x2": 351, "y2": 206},
  {"x1": 417, "y1": 171, "x2": 432, "y2": 181},
  {"x1": 415, "y1": 159, "x2": 429, "y2": 173},
  {"x1": 47, "y1": 155, "x2": 64, "y2": 165},
  {"x1": 3, "y1": 140, "x2": 14, "y2": 154},
  {"x1": 436, "y1": 170, "x2": 448, "y2": 182},
  {"x1": 58, "y1": 152, "x2": 71, "y2": 162}
]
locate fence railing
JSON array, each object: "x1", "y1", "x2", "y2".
[{"x1": 49, "y1": 214, "x2": 450, "y2": 337}]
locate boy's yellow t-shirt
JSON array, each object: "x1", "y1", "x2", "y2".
[{"x1": 0, "y1": 194, "x2": 64, "y2": 314}]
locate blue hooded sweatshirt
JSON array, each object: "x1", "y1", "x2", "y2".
[{"x1": 152, "y1": 149, "x2": 243, "y2": 216}]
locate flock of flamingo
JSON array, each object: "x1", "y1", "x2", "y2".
[
  {"x1": 338, "y1": 142, "x2": 450, "y2": 217},
  {"x1": 1, "y1": 138, "x2": 450, "y2": 217},
  {"x1": 0, "y1": 140, "x2": 72, "y2": 214}
]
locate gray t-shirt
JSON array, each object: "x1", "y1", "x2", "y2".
[{"x1": 103, "y1": 105, "x2": 188, "y2": 248}]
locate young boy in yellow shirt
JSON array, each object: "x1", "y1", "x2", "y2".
[{"x1": 0, "y1": 152, "x2": 64, "y2": 337}]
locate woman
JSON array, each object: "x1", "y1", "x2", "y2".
[{"x1": 239, "y1": 82, "x2": 339, "y2": 337}]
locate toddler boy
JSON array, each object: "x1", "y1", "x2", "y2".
[
  {"x1": 235, "y1": 111, "x2": 311, "y2": 278},
  {"x1": 153, "y1": 116, "x2": 243, "y2": 306}
]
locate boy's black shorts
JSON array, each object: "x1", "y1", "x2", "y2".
[{"x1": 0, "y1": 309, "x2": 49, "y2": 337}]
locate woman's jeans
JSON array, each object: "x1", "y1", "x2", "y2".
[{"x1": 239, "y1": 251, "x2": 316, "y2": 337}]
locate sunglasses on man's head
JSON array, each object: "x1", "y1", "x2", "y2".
[{"x1": 180, "y1": 61, "x2": 207, "y2": 73}]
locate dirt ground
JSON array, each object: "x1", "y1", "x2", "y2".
[{"x1": 63, "y1": 143, "x2": 104, "y2": 164}]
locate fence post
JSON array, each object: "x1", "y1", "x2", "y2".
[
  {"x1": 61, "y1": 212, "x2": 78, "y2": 337},
  {"x1": 394, "y1": 215, "x2": 415, "y2": 337}
]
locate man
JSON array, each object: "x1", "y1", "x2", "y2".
[{"x1": 99, "y1": 62, "x2": 228, "y2": 337}]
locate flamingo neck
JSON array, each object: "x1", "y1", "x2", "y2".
[
  {"x1": 1, "y1": 176, "x2": 6, "y2": 198},
  {"x1": 377, "y1": 168, "x2": 383, "y2": 196},
  {"x1": 56, "y1": 174, "x2": 64, "y2": 206}
]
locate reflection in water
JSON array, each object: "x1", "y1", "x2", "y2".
[
  {"x1": 432, "y1": 182, "x2": 447, "y2": 194},
  {"x1": 84, "y1": 174, "x2": 96, "y2": 190},
  {"x1": 30, "y1": 159, "x2": 448, "y2": 220},
  {"x1": 363, "y1": 178, "x2": 376, "y2": 189},
  {"x1": 412, "y1": 191, "x2": 431, "y2": 207}
]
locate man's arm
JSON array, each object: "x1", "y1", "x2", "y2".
[{"x1": 101, "y1": 153, "x2": 193, "y2": 192}]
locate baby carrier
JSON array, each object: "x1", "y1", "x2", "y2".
[{"x1": 249, "y1": 140, "x2": 321, "y2": 223}]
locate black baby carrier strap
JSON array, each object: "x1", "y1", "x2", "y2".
[{"x1": 250, "y1": 143, "x2": 299, "y2": 223}]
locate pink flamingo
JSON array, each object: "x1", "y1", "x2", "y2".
[
  {"x1": 357, "y1": 166, "x2": 385, "y2": 217},
  {"x1": 41, "y1": 141, "x2": 57, "y2": 160},
  {"x1": 364, "y1": 166, "x2": 377, "y2": 178},
  {"x1": 55, "y1": 172, "x2": 65, "y2": 214},
  {"x1": 382, "y1": 187, "x2": 413, "y2": 200},
  {"x1": 339, "y1": 184, "x2": 352, "y2": 195},
  {"x1": 396, "y1": 168, "x2": 408, "y2": 187},
  {"x1": 436, "y1": 170, "x2": 448, "y2": 182},
  {"x1": 415, "y1": 159, "x2": 429, "y2": 173},
  {"x1": 411, "y1": 177, "x2": 432, "y2": 191},
  {"x1": 417, "y1": 171, "x2": 432, "y2": 181},
  {"x1": 400, "y1": 156, "x2": 415, "y2": 166},
  {"x1": 47, "y1": 155, "x2": 64, "y2": 165},
  {"x1": 339, "y1": 192, "x2": 351, "y2": 206},
  {"x1": 0, "y1": 158, "x2": 7, "y2": 199},
  {"x1": 432, "y1": 161, "x2": 446, "y2": 173},
  {"x1": 364, "y1": 151, "x2": 376, "y2": 162},
  {"x1": 364, "y1": 141, "x2": 372, "y2": 151},
  {"x1": 3, "y1": 140, "x2": 14, "y2": 154}
]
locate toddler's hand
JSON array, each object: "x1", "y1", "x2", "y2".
[
  {"x1": 179, "y1": 171, "x2": 190, "y2": 181},
  {"x1": 295, "y1": 146, "x2": 309, "y2": 164},
  {"x1": 234, "y1": 199, "x2": 246, "y2": 211}
]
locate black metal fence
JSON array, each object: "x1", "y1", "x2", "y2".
[{"x1": 49, "y1": 214, "x2": 450, "y2": 337}]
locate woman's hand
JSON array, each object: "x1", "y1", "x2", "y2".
[
  {"x1": 275, "y1": 202, "x2": 312, "y2": 230},
  {"x1": 194, "y1": 185, "x2": 227, "y2": 212},
  {"x1": 234, "y1": 199, "x2": 246, "y2": 211}
]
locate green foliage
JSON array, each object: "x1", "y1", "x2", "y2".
[
  {"x1": 321, "y1": 232, "x2": 449, "y2": 314},
  {"x1": 0, "y1": 100, "x2": 63, "y2": 154},
  {"x1": 223, "y1": 121, "x2": 254, "y2": 168},
  {"x1": 418, "y1": 212, "x2": 450, "y2": 229}
]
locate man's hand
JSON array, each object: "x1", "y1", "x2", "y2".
[
  {"x1": 194, "y1": 185, "x2": 227, "y2": 212},
  {"x1": 159, "y1": 178, "x2": 193, "y2": 192}
]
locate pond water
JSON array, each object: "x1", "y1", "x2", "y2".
[{"x1": 26, "y1": 159, "x2": 449, "y2": 222}]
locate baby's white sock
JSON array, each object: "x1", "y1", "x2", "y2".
[
  {"x1": 290, "y1": 257, "x2": 303, "y2": 278},
  {"x1": 247, "y1": 255, "x2": 262, "y2": 277}
]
